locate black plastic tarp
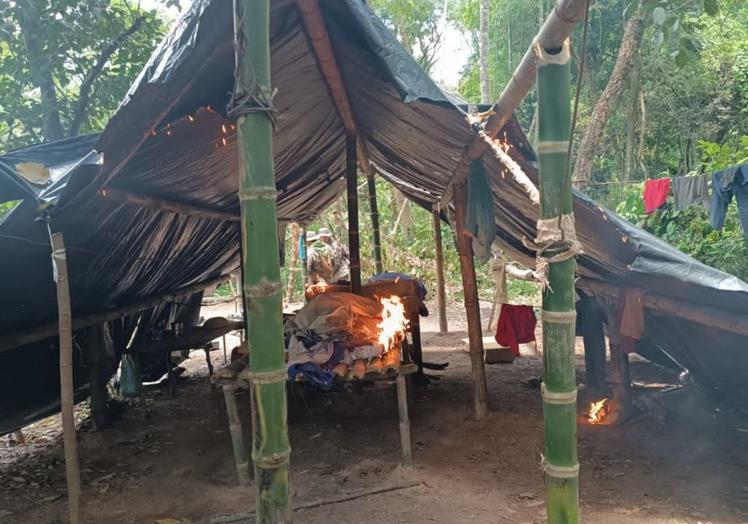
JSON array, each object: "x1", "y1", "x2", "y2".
[{"x1": 1, "y1": 0, "x2": 747, "y2": 432}]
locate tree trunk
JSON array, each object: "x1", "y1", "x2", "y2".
[
  {"x1": 572, "y1": 1, "x2": 645, "y2": 186},
  {"x1": 537, "y1": 43, "x2": 580, "y2": 522},
  {"x1": 479, "y1": 0, "x2": 491, "y2": 103},
  {"x1": 16, "y1": 1, "x2": 65, "y2": 141},
  {"x1": 623, "y1": 53, "x2": 642, "y2": 184},
  {"x1": 233, "y1": 0, "x2": 291, "y2": 520}
]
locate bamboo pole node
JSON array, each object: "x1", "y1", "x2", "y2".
[
  {"x1": 238, "y1": 187, "x2": 278, "y2": 201},
  {"x1": 541, "y1": 309, "x2": 577, "y2": 324},
  {"x1": 541, "y1": 384, "x2": 578, "y2": 405},
  {"x1": 252, "y1": 449, "x2": 292, "y2": 468},
  {"x1": 536, "y1": 140, "x2": 570, "y2": 154},
  {"x1": 532, "y1": 36, "x2": 571, "y2": 65},
  {"x1": 542, "y1": 457, "x2": 580, "y2": 479},
  {"x1": 248, "y1": 368, "x2": 288, "y2": 385},
  {"x1": 244, "y1": 280, "x2": 283, "y2": 298}
]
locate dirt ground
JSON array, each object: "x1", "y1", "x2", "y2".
[{"x1": 2, "y1": 301, "x2": 748, "y2": 523}]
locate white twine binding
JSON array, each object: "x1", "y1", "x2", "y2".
[
  {"x1": 248, "y1": 368, "x2": 288, "y2": 385},
  {"x1": 528, "y1": 213, "x2": 583, "y2": 292},
  {"x1": 541, "y1": 384, "x2": 577, "y2": 405},
  {"x1": 542, "y1": 456, "x2": 580, "y2": 479}
]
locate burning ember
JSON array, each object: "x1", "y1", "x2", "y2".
[
  {"x1": 587, "y1": 398, "x2": 617, "y2": 425},
  {"x1": 377, "y1": 295, "x2": 409, "y2": 352},
  {"x1": 306, "y1": 281, "x2": 328, "y2": 297}
]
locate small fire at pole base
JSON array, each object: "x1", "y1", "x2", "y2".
[{"x1": 585, "y1": 398, "x2": 619, "y2": 426}]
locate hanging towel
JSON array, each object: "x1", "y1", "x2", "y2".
[
  {"x1": 672, "y1": 174, "x2": 709, "y2": 211},
  {"x1": 495, "y1": 304, "x2": 536, "y2": 357},
  {"x1": 710, "y1": 165, "x2": 748, "y2": 237},
  {"x1": 466, "y1": 160, "x2": 498, "y2": 263},
  {"x1": 643, "y1": 177, "x2": 671, "y2": 214}
]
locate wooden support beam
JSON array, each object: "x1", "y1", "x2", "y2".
[
  {"x1": 577, "y1": 297, "x2": 606, "y2": 390},
  {"x1": 296, "y1": 0, "x2": 357, "y2": 134},
  {"x1": 0, "y1": 274, "x2": 229, "y2": 353},
  {"x1": 453, "y1": 182, "x2": 489, "y2": 420},
  {"x1": 347, "y1": 134, "x2": 362, "y2": 294},
  {"x1": 439, "y1": 0, "x2": 591, "y2": 205},
  {"x1": 102, "y1": 187, "x2": 239, "y2": 222},
  {"x1": 577, "y1": 278, "x2": 748, "y2": 337},
  {"x1": 86, "y1": 324, "x2": 110, "y2": 431},
  {"x1": 606, "y1": 300, "x2": 631, "y2": 410},
  {"x1": 51, "y1": 233, "x2": 81, "y2": 524},
  {"x1": 432, "y1": 207, "x2": 448, "y2": 334},
  {"x1": 366, "y1": 167, "x2": 384, "y2": 274}
]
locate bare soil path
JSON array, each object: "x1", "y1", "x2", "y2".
[{"x1": 2, "y1": 302, "x2": 747, "y2": 523}]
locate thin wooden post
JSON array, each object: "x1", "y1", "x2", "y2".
[
  {"x1": 346, "y1": 134, "x2": 362, "y2": 294},
  {"x1": 86, "y1": 324, "x2": 109, "y2": 431},
  {"x1": 606, "y1": 301, "x2": 631, "y2": 410},
  {"x1": 577, "y1": 298, "x2": 606, "y2": 390},
  {"x1": 300, "y1": 228, "x2": 309, "y2": 291},
  {"x1": 233, "y1": 0, "x2": 291, "y2": 519},
  {"x1": 223, "y1": 383, "x2": 251, "y2": 485},
  {"x1": 286, "y1": 223, "x2": 300, "y2": 302},
  {"x1": 366, "y1": 167, "x2": 384, "y2": 274},
  {"x1": 452, "y1": 182, "x2": 489, "y2": 420},
  {"x1": 395, "y1": 374, "x2": 413, "y2": 466},
  {"x1": 432, "y1": 207, "x2": 448, "y2": 334},
  {"x1": 51, "y1": 232, "x2": 81, "y2": 524}
]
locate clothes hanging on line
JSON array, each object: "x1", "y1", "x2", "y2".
[
  {"x1": 643, "y1": 177, "x2": 671, "y2": 214},
  {"x1": 709, "y1": 165, "x2": 748, "y2": 238},
  {"x1": 672, "y1": 174, "x2": 709, "y2": 211},
  {"x1": 495, "y1": 304, "x2": 536, "y2": 357}
]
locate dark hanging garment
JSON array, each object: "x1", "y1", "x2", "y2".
[
  {"x1": 643, "y1": 177, "x2": 671, "y2": 214},
  {"x1": 709, "y1": 165, "x2": 748, "y2": 237},
  {"x1": 466, "y1": 160, "x2": 498, "y2": 263},
  {"x1": 672, "y1": 174, "x2": 709, "y2": 211}
]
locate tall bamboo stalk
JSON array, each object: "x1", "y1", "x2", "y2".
[
  {"x1": 432, "y1": 207, "x2": 448, "y2": 334},
  {"x1": 346, "y1": 134, "x2": 362, "y2": 293},
  {"x1": 366, "y1": 167, "x2": 384, "y2": 274},
  {"x1": 233, "y1": 0, "x2": 291, "y2": 521},
  {"x1": 537, "y1": 42, "x2": 580, "y2": 523},
  {"x1": 452, "y1": 181, "x2": 489, "y2": 420},
  {"x1": 51, "y1": 232, "x2": 81, "y2": 524}
]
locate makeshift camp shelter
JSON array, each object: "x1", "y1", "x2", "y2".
[{"x1": 1, "y1": 0, "x2": 748, "y2": 438}]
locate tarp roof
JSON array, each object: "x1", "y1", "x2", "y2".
[{"x1": 1, "y1": 0, "x2": 747, "y2": 428}]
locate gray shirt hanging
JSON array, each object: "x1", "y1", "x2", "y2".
[{"x1": 672, "y1": 174, "x2": 709, "y2": 211}]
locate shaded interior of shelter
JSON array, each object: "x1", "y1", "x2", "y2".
[{"x1": 1, "y1": 0, "x2": 748, "y2": 434}]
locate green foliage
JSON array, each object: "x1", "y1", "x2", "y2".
[
  {"x1": 368, "y1": 0, "x2": 446, "y2": 73},
  {"x1": 0, "y1": 0, "x2": 167, "y2": 151}
]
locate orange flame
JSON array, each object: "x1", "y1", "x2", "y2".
[
  {"x1": 587, "y1": 398, "x2": 616, "y2": 425},
  {"x1": 305, "y1": 281, "x2": 328, "y2": 298},
  {"x1": 378, "y1": 296, "x2": 409, "y2": 352}
]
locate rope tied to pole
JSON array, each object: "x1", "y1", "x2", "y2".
[
  {"x1": 524, "y1": 213, "x2": 583, "y2": 292},
  {"x1": 228, "y1": 7, "x2": 279, "y2": 128}
]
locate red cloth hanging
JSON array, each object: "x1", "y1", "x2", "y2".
[
  {"x1": 495, "y1": 304, "x2": 536, "y2": 357},
  {"x1": 643, "y1": 178, "x2": 671, "y2": 214}
]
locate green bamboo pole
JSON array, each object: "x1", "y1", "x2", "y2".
[
  {"x1": 365, "y1": 167, "x2": 384, "y2": 274},
  {"x1": 537, "y1": 41, "x2": 580, "y2": 523},
  {"x1": 233, "y1": 0, "x2": 291, "y2": 521}
]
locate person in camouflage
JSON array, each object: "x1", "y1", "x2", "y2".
[
  {"x1": 318, "y1": 228, "x2": 350, "y2": 282},
  {"x1": 306, "y1": 230, "x2": 334, "y2": 284}
]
